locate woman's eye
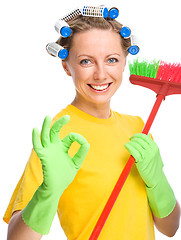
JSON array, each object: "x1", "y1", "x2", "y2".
[
  {"x1": 80, "y1": 59, "x2": 91, "y2": 65},
  {"x1": 108, "y1": 58, "x2": 118, "y2": 64}
]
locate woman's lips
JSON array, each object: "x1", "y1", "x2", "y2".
[{"x1": 88, "y1": 83, "x2": 112, "y2": 92}]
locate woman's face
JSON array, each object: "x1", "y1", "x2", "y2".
[{"x1": 62, "y1": 29, "x2": 126, "y2": 107}]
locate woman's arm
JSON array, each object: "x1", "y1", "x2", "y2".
[
  {"x1": 125, "y1": 133, "x2": 180, "y2": 236},
  {"x1": 7, "y1": 211, "x2": 42, "y2": 240},
  {"x1": 153, "y1": 200, "x2": 181, "y2": 237}
]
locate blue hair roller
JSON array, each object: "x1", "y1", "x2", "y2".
[
  {"x1": 55, "y1": 20, "x2": 72, "y2": 38},
  {"x1": 82, "y1": 6, "x2": 109, "y2": 18},
  {"x1": 128, "y1": 46, "x2": 139, "y2": 55},
  {"x1": 60, "y1": 26, "x2": 72, "y2": 38},
  {"x1": 128, "y1": 35, "x2": 139, "y2": 55},
  {"x1": 108, "y1": 8, "x2": 119, "y2": 19},
  {"x1": 46, "y1": 42, "x2": 68, "y2": 60},
  {"x1": 120, "y1": 26, "x2": 131, "y2": 38},
  {"x1": 102, "y1": 7, "x2": 109, "y2": 18},
  {"x1": 58, "y1": 48, "x2": 69, "y2": 59}
]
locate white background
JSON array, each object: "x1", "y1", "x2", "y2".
[{"x1": 1, "y1": 0, "x2": 181, "y2": 239}]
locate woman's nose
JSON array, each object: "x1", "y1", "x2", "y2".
[{"x1": 93, "y1": 63, "x2": 107, "y2": 81}]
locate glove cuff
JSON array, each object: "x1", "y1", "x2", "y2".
[
  {"x1": 146, "y1": 173, "x2": 176, "y2": 218},
  {"x1": 22, "y1": 185, "x2": 61, "y2": 235}
]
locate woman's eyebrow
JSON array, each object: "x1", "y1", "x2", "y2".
[
  {"x1": 77, "y1": 54, "x2": 94, "y2": 58},
  {"x1": 77, "y1": 53, "x2": 121, "y2": 58},
  {"x1": 106, "y1": 53, "x2": 121, "y2": 57}
]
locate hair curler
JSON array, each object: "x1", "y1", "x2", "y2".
[
  {"x1": 61, "y1": 8, "x2": 82, "y2": 22},
  {"x1": 120, "y1": 26, "x2": 131, "y2": 38},
  {"x1": 82, "y1": 6, "x2": 109, "y2": 18},
  {"x1": 108, "y1": 7, "x2": 119, "y2": 19},
  {"x1": 54, "y1": 20, "x2": 72, "y2": 38},
  {"x1": 128, "y1": 35, "x2": 139, "y2": 55},
  {"x1": 46, "y1": 42, "x2": 68, "y2": 59}
]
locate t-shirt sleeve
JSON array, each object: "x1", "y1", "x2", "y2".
[
  {"x1": 3, "y1": 149, "x2": 43, "y2": 224},
  {"x1": 134, "y1": 116, "x2": 154, "y2": 139}
]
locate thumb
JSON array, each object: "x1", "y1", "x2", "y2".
[{"x1": 73, "y1": 141, "x2": 90, "y2": 170}]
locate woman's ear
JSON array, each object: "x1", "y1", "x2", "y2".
[{"x1": 62, "y1": 61, "x2": 71, "y2": 76}]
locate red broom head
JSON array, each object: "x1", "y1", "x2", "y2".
[
  {"x1": 157, "y1": 61, "x2": 181, "y2": 83},
  {"x1": 129, "y1": 59, "x2": 181, "y2": 97}
]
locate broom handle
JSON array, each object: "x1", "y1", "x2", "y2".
[{"x1": 89, "y1": 94, "x2": 165, "y2": 240}]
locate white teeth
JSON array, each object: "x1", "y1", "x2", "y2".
[{"x1": 90, "y1": 84, "x2": 109, "y2": 90}]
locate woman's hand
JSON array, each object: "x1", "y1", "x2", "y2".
[
  {"x1": 125, "y1": 133, "x2": 163, "y2": 188},
  {"x1": 22, "y1": 115, "x2": 90, "y2": 235},
  {"x1": 125, "y1": 133, "x2": 176, "y2": 219},
  {"x1": 33, "y1": 115, "x2": 90, "y2": 194}
]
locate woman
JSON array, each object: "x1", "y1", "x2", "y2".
[{"x1": 4, "y1": 7, "x2": 180, "y2": 240}]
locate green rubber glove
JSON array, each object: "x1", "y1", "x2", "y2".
[
  {"x1": 22, "y1": 115, "x2": 90, "y2": 234},
  {"x1": 125, "y1": 133, "x2": 176, "y2": 218}
]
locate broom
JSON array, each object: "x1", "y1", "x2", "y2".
[{"x1": 89, "y1": 59, "x2": 181, "y2": 240}]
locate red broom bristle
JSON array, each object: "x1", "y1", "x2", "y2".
[{"x1": 156, "y1": 61, "x2": 181, "y2": 83}]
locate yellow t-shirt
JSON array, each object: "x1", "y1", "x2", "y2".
[{"x1": 3, "y1": 105, "x2": 155, "y2": 239}]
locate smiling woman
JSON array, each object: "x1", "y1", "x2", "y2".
[
  {"x1": 4, "y1": 5, "x2": 180, "y2": 240},
  {"x1": 61, "y1": 29, "x2": 126, "y2": 118}
]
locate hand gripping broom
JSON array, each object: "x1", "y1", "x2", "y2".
[{"x1": 89, "y1": 59, "x2": 181, "y2": 239}]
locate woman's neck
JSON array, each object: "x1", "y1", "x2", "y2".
[{"x1": 71, "y1": 98, "x2": 111, "y2": 119}]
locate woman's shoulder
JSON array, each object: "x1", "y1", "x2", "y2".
[{"x1": 51, "y1": 105, "x2": 71, "y2": 125}]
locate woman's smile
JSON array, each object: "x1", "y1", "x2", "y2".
[{"x1": 87, "y1": 83, "x2": 112, "y2": 92}]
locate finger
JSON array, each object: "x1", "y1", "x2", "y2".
[
  {"x1": 41, "y1": 116, "x2": 51, "y2": 147},
  {"x1": 50, "y1": 115, "x2": 70, "y2": 143},
  {"x1": 62, "y1": 132, "x2": 90, "y2": 169},
  {"x1": 61, "y1": 132, "x2": 87, "y2": 149},
  {"x1": 129, "y1": 136, "x2": 149, "y2": 151},
  {"x1": 73, "y1": 142, "x2": 90, "y2": 170},
  {"x1": 131, "y1": 133, "x2": 159, "y2": 153},
  {"x1": 130, "y1": 133, "x2": 154, "y2": 146},
  {"x1": 32, "y1": 128, "x2": 43, "y2": 153},
  {"x1": 125, "y1": 142, "x2": 144, "y2": 162}
]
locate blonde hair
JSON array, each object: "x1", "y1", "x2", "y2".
[{"x1": 56, "y1": 16, "x2": 131, "y2": 58}]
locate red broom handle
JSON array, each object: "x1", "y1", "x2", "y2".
[{"x1": 89, "y1": 94, "x2": 165, "y2": 240}]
